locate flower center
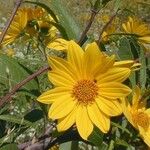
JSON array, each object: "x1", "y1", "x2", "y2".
[
  {"x1": 72, "y1": 79, "x2": 98, "y2": 105},
  {"x1": 132, "y1": 111, "x2": 150, "y2": 130}
]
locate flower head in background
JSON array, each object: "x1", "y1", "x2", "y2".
[
  {"x1": 47, "y1": 38, "x2": 69, "y2": 50},
  {"x1": 2, "y1": 9, "x2": 28, "y2": 46},
  {"x1": 5, "y1": 48, "x2": 15, "y2": 57},
  {"x1": 37, "y1": 40, "x2": 133, "y2": 140},
  {"x1": 2, "y1": 7, "x2": 57, "y2": 46},
  {"x1": 122, "y1": 17, "x2": 150, "y2": 44},
  {"x1": 122, "y1": 86, "x2": 150, "y2": 147}
]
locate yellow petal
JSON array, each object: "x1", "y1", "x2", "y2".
[
  {"x1": 47, "y1": 38, "x2": 68, "y2": 50},
  {"x1": 67, "y1": 41, "x2": 84, "y2": 76},
  {"x1": 95, "y1": 55, "x2": 115, "y2": 77},
  {"x1": 96, "y1": 96, "x2": 122, "y2": 116},
  {"x1": 122, "y1": 23, "x2": 128, "y2": 32},
  {"x1": 145, "y1": 109, "x2": 150, "y2": 115},
  {"x1": 114, "y1": 60, "x2": 134, "y2": 68},
  {"x1": 132, "y1": 86, "x2": 141, "y2": 105},
  {"x1": 87, "y1": 103, "x2": 110, "y2": 133},
  {"x1": 83, "y1": 42, "x2": 102, "y2": 78},
  {"x1": 120, "y1": 98, "x2": 135, "y2": 127},
  {"x1": 139, "y1": 126, "x2": 150, "y2": 147},
  {"x1": 48, "y1": 96, "x2": 76, "y2": 119},
  {"x1": 99, "y1": 82, "x2": 132, "y2": 98},
  {"x1": 139, "y1": 36, "x2": 150, "y2": 44},
  {"x1": 57, "y1": 106, "x2": 77, "y2": 131},
  {"x1": 76, "y1": 106, "x2": 93, "y2": 140},
  {"x1": 97, "y1": 67, "x2": 131, "y2": 83},
  {"x1": 48, "y1": 56, "x2": 77, "y2": 80},
  {"x1": 37, "y1": 87, "x2": 71, "y2": 104},
  {"x1": 48, "y1": 70, "x2": 75, "y2": 87}
]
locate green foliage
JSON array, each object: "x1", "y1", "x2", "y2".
[
  {"x1": 0, "y1": 54, "x2": 39, "y2": 94},
  {"x1": 0, "y1": 144, "x2": 18, "y2": 150}
]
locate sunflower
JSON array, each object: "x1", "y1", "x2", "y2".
[
  {"x1": 2, "y1": 7, "x2": 57, "y2": 46},
  {"x1": 122, "y1": 86, "x2": 150, "y2": 147},
  {"x1": 37, "y1": 41, "x2": 132, "y2": 140},
  {"x1": 47, "y1": 38, "x2": 69, "y2": 50},
  {"x1": 2, "y1": 9, "x2": 28, "y2": 46},
  {"x1": 122, "y1": 17, "x2": 150, "y2": 44}
]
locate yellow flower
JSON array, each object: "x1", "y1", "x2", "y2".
[
  {"x1": 47, "y1": 38, "x2": 69, "y2": 50},
  {"x1": 6, "y1": 48, "x2": 15, "y2": 57},
  {"x1": 2, "y1": 7, "x2": 57, "y2": 46},
  {"x1": 2, "y1": 9, "x2": 28, "y2": 46},
  {"x1": 122, "y1": 17, "x2": 150, "y2": 44},
  {"x1": 26, "y1": 7, "x2": 45, "y2": 21},
  {"x1": 101, "y1": 26, "x2": 116, "y2": 42},
  {"x1": 37, "y1": 41, "x2": 132, "y2": 140},
  {"x1": 122, "y1": 86, "x2": 150, "y2": 147}
]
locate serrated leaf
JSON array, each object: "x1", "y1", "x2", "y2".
[
  {"x1": 88, "y1": 126, "x2": 103, "y2": 147},
  {"x1": 118, "y1": 37, "x2": 137, "y2": 88},
  {"x1": 118, "y1": 37, "x2": 134, "y2": 60},
  {"x1": 115, "y1": 139, "x2": 131, "y2": 148},
  {"x1": 139, "y1": 47, "x2": 147, "y2": 89},
  {"x1": 0, "y1": 143, "x2": 18, "y2": 150},
  {"x1": 111, "y1": 122, "x2": 132, "y2": 136},
  {"x1": 0, "y1": 115, "x2": 32, "y2": 126},
  {"x1": 0, "y1": 54, "x2": 38, "y2": 93}
]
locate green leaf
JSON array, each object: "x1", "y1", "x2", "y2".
[
  {"x1": 114, "y1": 0, "x2": 123, "y2": 11},
  {"x1": 118, "y1": 37, "x2": 137, "y2": 88},
  {"x1": 0, "y1": 54, "x2": 38, "y2": 93},
  {"x1": 59, "y1": 142, "x2": 72, "y2": 150},
  {"x1": 102, "y1": 0, "x2": 113, "y2": 6},
  {"x1": 0, "y1": 143, "x2": 18, "y2": 150},
  {"x1": 71, "y1": 141, "x2": 78, "y2": 150},
  {"x1": 111, "y1": 122, "x2": 132, "y2": 136},
  {"x1": 0, "y1": 115, "x2": 32, "y2": 126},
  {"x1": 88, "y1": 126, "x2": 103, "y2": 147},
  {"x1": 50, "y1": 0, "x2": 82, "y2": 40},
  {"x1": 118, "y1": 37, "x2": 134, "y2": 60},
  {"x1": 139, "y1": 46, "x2": 147, "y2": 89},
  {"x1": 115, "y1": 139, "x2": 132, "y2": 148}
]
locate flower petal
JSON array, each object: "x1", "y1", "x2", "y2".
[
  {"x1": 87, "y1": 103, "x2": 110, "y2": 133},
  {"x1": 97, "y1": 67, "x2": 131, "y2": 83},
  {"x1": 132, "y1": 86, "x2": 141, "y2": 105},
  {"x1": 95, "y1": 55, "x2": 115, "y2": 78},
  {"x1": 37, "y1": 87, "x2": 71, "y2": 104},
  {"x1": 48, "y1": 96, "x2": 76, "y2": 119},
  {"x1": 139, "y1": 126, "x2": 150, "y2": 147},
  {"x1": 76, "y1": 106, "x2": 93, "y2": 140},
  {"x1": 83, "y1": 42, "x2": 102, "y2": 77},
  {"x1": 47, "y1": 38, "x2": 68, "y2": 50},
  {"x1": 120, "y1": 98, "x2": 135, "y2": 126},
  {"x1": 67, "y1": 41, "x2": 84, "y2": 76},
  {"x1": 57, "y1": 106, "x2": 77, "y2": 131},
  {"x1": 96, "y1": 96, "x2": 122, "y2": 116},
  {"x1": 114, "y1": 60, "x2": 134, "y2": 68},
  {"x1": 99, "y1": 82, "x2": 132, "y2": 98},
  {"x1": 48, "y1": 56, "x2": 77, "y2": 80},
  {"x1": 48, "y1": 70, "x2": 75, "y2": 87}
]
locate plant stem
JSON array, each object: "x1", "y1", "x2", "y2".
[
  {"x1": 78, "y1": 9, "x2": 99, "y2": 45},
  {"x1": 0, "y1": 65, "x2": 50, "y2": 108}
]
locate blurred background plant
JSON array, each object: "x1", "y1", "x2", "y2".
[{"x1": 0, "y1": 0, "x2": 150, "y2": 150}]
